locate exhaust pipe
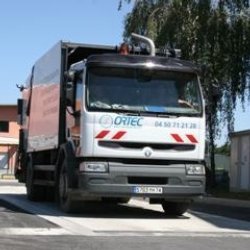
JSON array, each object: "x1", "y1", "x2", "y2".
[{"x1": 131, "y1": 33, "x2": 156, "y2": 56}]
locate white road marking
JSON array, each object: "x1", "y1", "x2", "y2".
[
  {"x1": 0, "y1": 228, "x2": 70, "y2": 235},
  {"x1": 1, "y1": 184, "x2": 250, "y2": 237}
]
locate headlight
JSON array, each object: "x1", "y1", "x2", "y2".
[
  {"x1": 80, "y1": 162, "x2": 109, "y2": 173},
  {"x1": 186, "y1": 164, "x2": 205, "y2": 175}
]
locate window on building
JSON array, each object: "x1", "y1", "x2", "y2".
[{"x1": 0, "y1": 121, "x2": 9, "y2": 133}]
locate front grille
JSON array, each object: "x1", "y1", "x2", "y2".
[
  {"x1": 128, "y1": 176, "x2": 168, "y2": 185},
  {"x1": 99, "y1": 141, "x2": 195, "y2": 151}
]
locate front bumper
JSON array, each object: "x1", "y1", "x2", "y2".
[{"x1": 73, "y1": 161, "x2": 205, "y2": 201}]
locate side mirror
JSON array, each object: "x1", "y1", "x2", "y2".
[
  {"x1": 65, "y1": 68, "x2": 83, "y2": 113},
  {"x1": 65, "y1": 69, "x2": 83, "y2": 82},
  {"x1": 16, "y1": 84, "x2": 26, "y2": 92},
  {"x1": 66, "y1": 82, "x2": 74, "y2": 107},
  {"x1": 65, "y1": 69, "x2": 77, "y2": 107}
]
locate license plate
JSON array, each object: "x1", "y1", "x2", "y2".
[{"x1": 133, "y1": 186, "x2": 163, "y2": 194}]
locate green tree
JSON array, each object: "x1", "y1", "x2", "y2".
[
  {"x1": 215, "y1": 142, "x2": 230, "y2": 156},
  {"x1": 120, "y1": 0, "x2": 250, "y2": 186}
]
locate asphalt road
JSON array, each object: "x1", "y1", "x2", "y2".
[
  {"x1": 0, "y1": 235, "x2": 249, "y2": 250},
  {"x1": 0, "y1": 180, "x2": 250, "y2": 250}
]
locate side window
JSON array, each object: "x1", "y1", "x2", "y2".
[{"x1": 0, "y1": 121, "x2": 9, "y2": 133}]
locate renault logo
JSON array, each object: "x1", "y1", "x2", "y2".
[{"x1": 144, "y1": 147, "x2": 153, "y2": 158}]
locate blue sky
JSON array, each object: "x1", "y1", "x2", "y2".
[
  {"x1": 0, "y1": 0, "x2": 132, "y2": 104},
  {"x1": 219, "y1": 101, "x2": 250, "y2": 144},
  {"x1": 0, "y1": 0, "x2": 249, "y2": 145}
]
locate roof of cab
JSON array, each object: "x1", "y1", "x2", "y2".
[{"x1": 86, "y1": 54, "x2": 200, "y2": 74}]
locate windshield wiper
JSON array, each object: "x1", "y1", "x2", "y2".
[
  {"x1": 89, "y1": 103, "x2": 200, "y2": 117},
  {"x1": 155, "y1": 113, "x2": 181, "y2": 118},
  {"x1": 114, "y1": 109, "x2": 142, "y2": 116},
  {"x1": 90, "y1": 101, "x2": 112, "y2": 109},
  {"x1": 89, "y1": 105, "x2": 141, "y2": 116},
  {"x1": 109, "y1": 104, "x2": 143, "y2": 116}
]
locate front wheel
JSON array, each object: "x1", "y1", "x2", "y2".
[
  {"x1": 161, "y1": 201, "x2": 190, "y2": 216},
  {"x1": 57, "y1": 158, "x2": 77, "y2": 213}
]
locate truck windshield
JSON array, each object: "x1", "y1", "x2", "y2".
[{"x1": 86, "y1": 67, "x2": 202, "y2": 116}]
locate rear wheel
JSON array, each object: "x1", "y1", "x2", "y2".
[
  {"x1": 26, "y1": 155, "x2": 45, "y2": 201},
  {"x1": 161, "y1": 201, "x2": 190, "y2": 216}
]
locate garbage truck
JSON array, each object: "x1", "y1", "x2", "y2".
[{"x1": 16, "y1": 34, "x2": 206, "y2": 214}]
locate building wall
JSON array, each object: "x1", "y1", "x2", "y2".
[
  {"x1": 230, "y1": 130, "x2": 250, "y2": 191},
  {"x1": 0, "y1": 105, "x2": 19, "y2": 138},
  {"x1": 0, "y1": 105, "x2": 19, "y2": 174}
]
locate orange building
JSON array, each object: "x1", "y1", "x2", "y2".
[{"x1": 0, "y1": 105, "x2": 19, "y2": 176}]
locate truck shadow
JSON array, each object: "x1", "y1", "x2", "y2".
[
  {"x1": 189, "y1": 203, "x2": 250, "y2": 231},
  {"x1": 0, "y1": 193, "x2": 189, "y2": 220},
  {"x1": 65, "y1": 201, "x2": 190, "y2": 220}
]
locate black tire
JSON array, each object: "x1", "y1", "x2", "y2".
[
  {"x1": 26, "y1": 155, "x2": 45, "y2": 201},
  {"x1": 45, "y1": 187, "x2": 55, "y2": 202},
  {"x1": 161, "y1": 201, "x2": 190, "y2": 216},
  {"x1": 57, "y1": 157, "x2": 78, "y2": 213}
]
